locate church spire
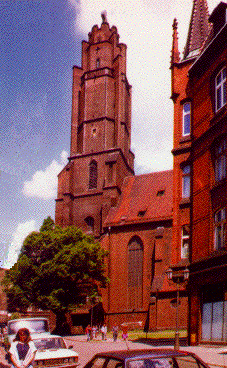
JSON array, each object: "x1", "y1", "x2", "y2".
[
  {"x1": 171, "y1": 18, "x2": 180, "y2": 66},
  {"x1": 183, "y1": 0, "x2": 210, "y2": 60}
]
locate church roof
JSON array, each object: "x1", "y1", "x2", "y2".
[
  {"x1": 104, "y1": 170, "x2": 173, "y2": 227},
  {"x1": 183, "y1": 0, "x2": 210, "y2": 60}
]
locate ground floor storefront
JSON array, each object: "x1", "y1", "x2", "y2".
[{"x1": 189, "y1": 254, "x2": 227, "y2": 345}]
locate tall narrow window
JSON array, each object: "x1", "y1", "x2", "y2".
[
  {"x1": 182, "y1": 165, "x2": 190, "y2": 198},
  {"x1": 183, "y1": 102, "x2": 191, "y2": 136},
  {"x1": 181, "y1": 225, "x2": 190, "y2": 259},
  {"x1": 89, "y1": 160, "x2": 97, "y2": 189},
  {"x1": 96, "y1": 58, "x2": 100, "y2": 68},
  {"x1": 215, "y1": 139, "x2": 226, "y2": 182},
  {"x1": 216, "y1": 67, "x2": 226, "y2": 112},
  {"x1": 128, "y1": 237, "x2": 143, "y2": 310},
  {"x1": 214, "y1": 208, "x2": 226, "y2": 250}
]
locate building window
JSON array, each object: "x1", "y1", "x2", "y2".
[
  {"x1": 96, "y1": 58, "x2": 100, "y2": 68},
  {"x1": 182, "y1": 102, "x2": 191, "y2": 136},
  {"x1": 216, "y1": 67, "x2": 226, "y2": 112},
  {"x1": 85, "y1": 216, "x2": 94, "y2": 233},
  {"x1": 215, "y1": 139, "x2": 226, "y2": 182},
  {"x1": 214, "y1": 208, "x2": 226, "y2": 250},
  {"x1": 182, "y1": 165, "x2": 190, "y2": 198},
  {"x1": 89, "y1": 160, "x2": 97, "y2": 189},
  {"x1": 128, "y1": 236, "x2": 143, "y2": 310},
  {"x1": 181, "y1": 225, "x2": 189, "y2": 259}
]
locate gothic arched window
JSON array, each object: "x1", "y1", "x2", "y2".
[
  {"x1": 128, "y1": 236, "x2": 143, "y2": 310},
  {"x1": 89, "y1": 160, "x2": 97, "y2": 189},
  {"x1": 85, "y1": 216, "x2": 94, "y2": 233}
]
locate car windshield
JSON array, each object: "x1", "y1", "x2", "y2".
[
  {"x1": 128, "y1": 356, "x2": 204, "y2": 368},
  {"x1": 8, "y1": 320, "x2": 49, "y2": 335},
  {"x1": 33, "y1": 337, "x2": 66, "y2": 350}
]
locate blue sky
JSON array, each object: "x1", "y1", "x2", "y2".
[{"x1": 0, "y1": 0, "x2": 219, "y2": 268}]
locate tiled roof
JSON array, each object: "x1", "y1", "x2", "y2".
[
  {"x1": 183, "y1": 0, "x2": 210, "y2": 60},
  {"x1": 104, "y1": 170, "x2": 173, "y2": 226}
]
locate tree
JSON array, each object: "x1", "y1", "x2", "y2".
[{"x1": 3, "y1": 218, "x2": 108, "y2": 333}]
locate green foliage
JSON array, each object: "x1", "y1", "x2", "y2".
[
  {"x1": 9, "y1": 312, "x2": 21, "y2": 320},
  {"x1": 3, "y1": 221, "x2": 108, "y2": 316},
  {"x1": 39, "y1": 216, "x2": 54, "y2": 232}
]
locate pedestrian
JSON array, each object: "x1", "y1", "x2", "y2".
[
  {"x1": 112, "y1": 325, "x2": 118, "y2": 342},
  {"x1": 9, "y1": 328, "x2": 37, "y2": 368},
  {"x1": 85, "y1": 325, "x2": 91, "y2": 341},
  {"x1": 101, "y1": 324, "x2": 107, "y2": 340},
  {"x1": 92, "y1": 325, "x2": 97, "y2": 340}
]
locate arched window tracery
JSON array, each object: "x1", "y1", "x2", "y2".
[{"x1": 89, "y1": 160, "x2": 97, "y2": 189}]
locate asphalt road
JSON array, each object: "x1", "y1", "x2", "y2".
[
  {"x1": 64, "y1": 335, "x2": 153, "y2": 367},
  {"x1": 0, "y1": 334, "x2": 226, "y2": 368}
]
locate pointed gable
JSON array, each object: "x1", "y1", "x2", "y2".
[{"x1": 183, "y1": 0, "x2": 210, "y2": 60}]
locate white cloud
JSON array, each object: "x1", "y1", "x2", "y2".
[
  {"x1": 68, "y1": 0, "x2": 220, "y2": 172},
  {"x1": 22, "y1": 150, "x2": 68, "y2": 200},
  {"x1": 4, "y1": 220, "x2": 37, "y2": 269}
]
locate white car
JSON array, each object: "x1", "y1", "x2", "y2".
[
  {"x1": 33, "y1": 335, "x2": 79, "y2": 368},
  {"x1": 7, "y1": 317, "x2": 50, "y2": 345},
  {"x1": 5, "y1": 317, "x2": 79, "y2": 368}
]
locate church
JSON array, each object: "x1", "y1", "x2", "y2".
[{"x1": 55, "y1": 0, "x2": 227, "y2": 344}]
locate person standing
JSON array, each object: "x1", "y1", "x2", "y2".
[
  {"x1": 101, "y1": 324, "x2": 107, "y2": 340},
  {"x1": 9, "y1": 328, "x2": 37, "y2": 368},
  {"x1": 85, "y1": 325, "x2": 91, "y2": 341},
  {"x1": 112, "y1": 325, "x2": 118, "y2": 342}
]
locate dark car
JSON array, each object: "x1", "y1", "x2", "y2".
[{"x1": 83, "y1": 349, "x2": 210, "y2": 368}]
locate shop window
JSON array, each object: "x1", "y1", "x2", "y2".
[
  {"x1": 89, "y1": 160, "x2": 97, "y2": 189},
  {"x1": 214, "y1": 139, "x2": 226, "y2": 182},
  {"x1": 181, "y1": 225, "x2": 189, "y2": 259},
  {"x1": 182, "y1": 165, "x2": 190, "y2": 198},
  {"x1": 128, "y1": 236, "x2": 143, "y2": 310},
  {"x1": 182, "y1": 102, "x2": 191, "y2": 136},
  {"x1": 215, "y1": 67, "x2": 226, "y2": 112},
  {"x1": 214, "y1": 208, "x2": 226, "y2": 250}
]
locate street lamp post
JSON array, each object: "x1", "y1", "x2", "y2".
[
  {"x1": 86, "y1": 295, "x2": 101, "y2": 329},
  {"x1": 166, "y1": 267, "x2": 189, "y2": 350}
]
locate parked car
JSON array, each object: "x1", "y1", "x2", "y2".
[
  {"x1": 83, "y1": 349, "x2": 210, "y2": 368},
  {"x1": 5, "y1": 318, "x2": 79, "y2": 368},
  {"x1": 7, "y1": 317, "x2": 50, "y2": 345},
  {"x1": 33, "y1": 335, "x2": 78, "y2": 368}
]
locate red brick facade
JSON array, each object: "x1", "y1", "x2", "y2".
[
  {"x1": 172, "y1": 0, "x2": 227, "y2": 345},
  {"x1": 55, "y1": 17, "x2": 134, "y2": 237},
  {"x1": 55, "y1": 15, "x2": 188, "y2": 332}
]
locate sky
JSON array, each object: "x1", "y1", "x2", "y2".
[{"x1": 0, "y1": 0, "x2": 220, "y2": 269}]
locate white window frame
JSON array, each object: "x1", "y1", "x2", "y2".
[
  {"x1": 181, "y1": 225, "x2": 189, "y2": 259},
  {"x1": 182, "y1": 165, "x2": 190, "y2": 198},
  {"x1": 182, "y1": 102, "x2": 191, "y2": 136},
  {"x1": 215, "y1": 67, "x2": 226, "y2": 112},
  {"x1": 214, "y1": 208, "x2": 226, "y2": 250}
]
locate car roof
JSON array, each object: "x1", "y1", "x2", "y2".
[
  {"x1": 92, "y1": 349, "x2": 192, "y2": 361},
  {"x1": 32, "y1": 334, "x2": 63, "y2": 339},
  {"x1": 8, "y1": 318, "x2": 48, "y2": 322}
]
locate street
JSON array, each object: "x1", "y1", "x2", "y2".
[{"x1": 0, "y1": 334, "x2": 227, "y2": 368}]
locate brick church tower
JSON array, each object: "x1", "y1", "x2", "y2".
[{"x1": 55, "y1": 13, "x2": 134, "y2": 237}]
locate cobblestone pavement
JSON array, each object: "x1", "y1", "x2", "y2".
[{"x1": 1, "y1": 335, "x2": 227, "y2": 368}]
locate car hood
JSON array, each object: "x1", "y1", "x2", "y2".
[{"x1": 35, "y1": 349, "x2": 78, "y2": 360}]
